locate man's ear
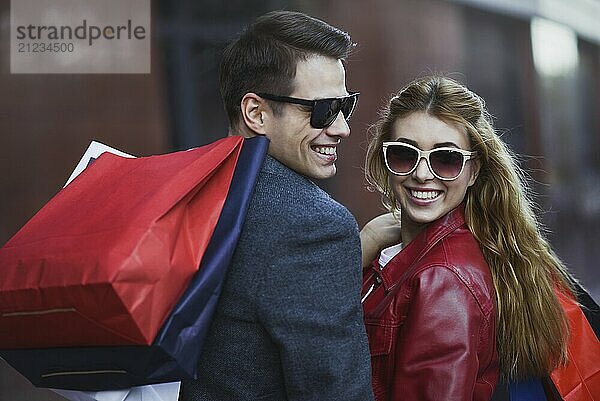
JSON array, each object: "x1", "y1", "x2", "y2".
[{"x1": 241, "y1": 93, "x2": 269, "y2": 135}]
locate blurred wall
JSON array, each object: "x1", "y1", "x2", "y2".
[{"x1": 0, "y1": 0, "x2": 169, "y2": 245}]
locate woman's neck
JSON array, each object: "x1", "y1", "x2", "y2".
[{"x1": 400, "y1": 213, "x2": 428, "y2": 246}]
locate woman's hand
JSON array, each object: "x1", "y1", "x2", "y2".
[{"x1": 360, "y1": 213, "x2": 402, "y2": 268}]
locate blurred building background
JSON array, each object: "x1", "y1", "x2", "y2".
[{"x1": 0, "y1": 0, "x2": 598, "y2": 399}]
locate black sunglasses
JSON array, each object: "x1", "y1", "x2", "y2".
[
  {"x1": 383, "y1": 142, "x2": 476, "y2": 181},
  {"x1": 257, "y1": 92, "x2": 360, "y2": 129}
]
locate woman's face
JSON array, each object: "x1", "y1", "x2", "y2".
[{"x1": 387, "y1": 111, "x2": 479, "y2": 234}]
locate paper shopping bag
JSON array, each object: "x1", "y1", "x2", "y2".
[
  {"x1": 0, "y1": 135, "x2": 243, "y2": 347},
  {"x1": 549, "y1": 288, "x2": 600, "y2": 401},
  {"x1": 51, "y1": 381, "x2": 181, "y2": 401},
  {"x1": 508, "y1": 378, "x2": 548, "y2": 401},
  {"x1": 0, "y1": 135, "x2": 269, "y2": 390}
]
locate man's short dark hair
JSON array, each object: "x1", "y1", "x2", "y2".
[{"x1": 219, "y1": 10, "x2": 354, "y2": 129}]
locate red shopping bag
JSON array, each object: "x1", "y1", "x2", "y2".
[
  {"x1": 0, "y1": 135, "x2": 243, "y2": 348},
  {"x1": 550, "y1": 290, "x2": 600, "y2": 401}
]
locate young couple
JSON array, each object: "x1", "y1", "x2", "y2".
[{"x1": 179, "y1": 10, "x2": 575, "y2": 401}]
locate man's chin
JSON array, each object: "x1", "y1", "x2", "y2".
[{"x1": 309, "y1": 164, "x2": 337, "y2": 180}]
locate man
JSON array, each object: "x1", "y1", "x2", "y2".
[{"x1": 179, "y1": 10, "x2": 373, "y2": 401}]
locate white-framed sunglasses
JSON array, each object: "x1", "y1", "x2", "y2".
[{"x1": 382, "y1": 142, "x2": 476, "y2": 181}]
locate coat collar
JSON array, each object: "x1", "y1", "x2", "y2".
[
  {"x1": 376, "y1": 204, "x2": 467, "y2": 291},
  {"x1": 262, "y1": 154, "x2": 292, "y2": 176}
]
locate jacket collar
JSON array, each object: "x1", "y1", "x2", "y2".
[
  {"x1": 261, "y1": 154, "x2": 323, "y2": 192},
  {"x1": 262, "y1": 154, "x2": 302, "y2": 178},
  {"x1": 376, "y1": 204, "x2": 467, "y2": 291}
]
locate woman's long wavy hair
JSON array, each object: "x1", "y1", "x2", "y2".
[{"x1": 365, "y1": 76, "x2": 573, "y2": 379}]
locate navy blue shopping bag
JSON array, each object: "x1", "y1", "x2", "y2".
[
  {"x1": 509, "y1": 378, "x2": 548, "y2": 401},
  {"x1": 491, "y1": 377, "x2": 549, "y2": 401},
  {"x1": 0, "y1": 136, "x2": 269, "y2": 391}
]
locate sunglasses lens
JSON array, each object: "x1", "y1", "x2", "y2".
[
  {"x1": 341, "y1": 96, "x2": 357, "y2": 119},
  {"x1": 430, "y1": 149, "x2": 464, "y2": 179},
  {"x1": 386, "y1": 145, "x2": 418, "y2": 174},
  {"x1": 311, "y1": 94, "x2": 358, "y2": 129},
  {"x1": 311, "y1": 99, "x2": 340, "y2": 128}
]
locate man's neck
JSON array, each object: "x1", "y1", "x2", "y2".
[{"x1": 228, "y1": 124, "x2": 262, "y2": 139}]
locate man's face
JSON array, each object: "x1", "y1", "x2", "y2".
[{"x1": 264, "y1": 55, "x2": 351, "y2": 180}]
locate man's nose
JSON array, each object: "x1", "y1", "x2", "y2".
[{"x1": 324, "y1": 112, "x2": 350, "y2": 138}]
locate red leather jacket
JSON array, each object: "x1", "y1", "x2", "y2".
[{"x1": 362, "y1": 206, "x2": 499, "y2": 401}]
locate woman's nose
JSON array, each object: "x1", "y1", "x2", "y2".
[{"x1": 412, "y1": 157, "x2": 434, "y2": 182}]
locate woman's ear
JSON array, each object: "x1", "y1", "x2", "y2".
[
  {"x1": 240, "y1": 93, "x2": 268, "y2": 135},
  {"x1": 467, "y1": 159, "x2": 481, "y2": 187}
]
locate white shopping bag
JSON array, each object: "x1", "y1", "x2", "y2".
[
  {"x1": 50, "y1": 381, "x2": 181, "y2": 401},
  {"x1": 64, "y1": 140, "x2": 135, "y2": 187}
]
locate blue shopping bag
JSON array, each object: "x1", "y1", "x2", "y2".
[
  {"x1": 509, "y1": 378, "x2": 547, "y2": 401},
  {"x1": 0, "y1": 136, "x2": 269, "y2": 391}
]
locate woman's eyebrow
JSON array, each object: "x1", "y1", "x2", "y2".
[
  {"x1": 392, "y1": 137, "x2": 460, "y2": 148},
  {"x1": 433, "y1": 141, "x2": 460, "y2": 148}
]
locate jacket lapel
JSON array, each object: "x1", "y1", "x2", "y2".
[{"x1": 378, "y1": 205, "x2": 467, "y2": 292}]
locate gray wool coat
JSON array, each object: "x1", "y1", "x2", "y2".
[{"x1": 179, "y1": 155, "x2": 374, "y2": 401}]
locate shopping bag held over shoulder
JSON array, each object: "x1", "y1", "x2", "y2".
[
  {"x1": 0, "y1": 135, "x2": 269, "y2": 390},
  {"x1": 549, "y1": 287, "x2": 600, "y2": 401},
  {"x1": 0, "y1": 135, "x2": 243, "y2": 347}
]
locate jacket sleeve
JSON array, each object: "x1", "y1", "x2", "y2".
[
  {"x1": 392, "y1": 266, "x2": 488, "y2": 401},
  {"x1": 255, "y1": 205, "x2": 374, "y2": 401}
]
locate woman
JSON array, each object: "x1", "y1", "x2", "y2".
[{"x1": 361, "y1": 76, "x2": 574, "y2": 401}]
